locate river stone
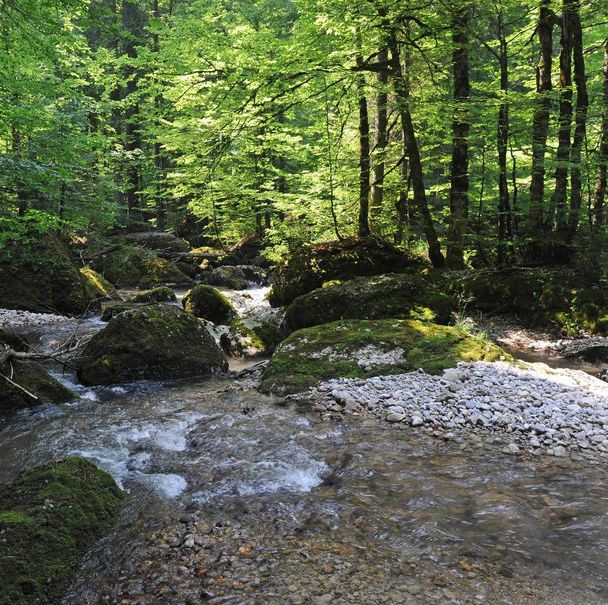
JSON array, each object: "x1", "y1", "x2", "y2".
[
  {"x1": 0, "y1": 232, "x2": 93, "y2": 314},
  {"x1": 128, "y1": 286, "x2": 177, "y2": 304},
  {"x1": 76, "y1": 304, "x2": 228, "y2": 385},
  {"x1": 207, "y1": 266, "x2": 249, "y2": 290},
  {"x1": 0, "y1": 457, "x2": 123, "y2": 605},
  {"x1": 260, "y1": 319, "x2": 507, "y2": 395},
  {"x1": 182, "y1": 285, "x2": 236, "y2": 325},
  {"x1": 284, "y1": 273, "x2": 454, "y2": 332},
  {"x1": 269, "y1": 236, "x2": 426, "y2": 307}
]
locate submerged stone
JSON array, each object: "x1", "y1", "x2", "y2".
[
  {"x1": 0, "y1": 457, "x2": 123, "y2": 605},
  {"x1": 76, "y1": 304, "x2": 228, "y2": 385},
  {"x1": 260, "y1": 319, "x2": 507, "y2": 395}
]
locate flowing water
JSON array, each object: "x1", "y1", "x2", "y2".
[{"x1": 1, "y1": 289, "x2": 607, "y2": 604}]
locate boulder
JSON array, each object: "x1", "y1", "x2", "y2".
[
  {"x1": 562, "y1": 338, "x2": 608, "y2": 361},
  {"x1": 128, "y1": 286, "x2": 177, "y2": 304},
  {"x1": 182, "y1": 285, "x2": 236, "y2": 325},
  {"x1": 445, "y1": 267, "x2": 608, "y2": 335},
  {"x1": 1, "y1": 332, "x2": 75, "y2": 411},
  {"x1": 0, "y1": 233, "x2": 93, "y2": 314},
  {"x1": 100, "y1": 302, "x2": 151, "y2": 322},
  {"x1": 96, "y1": 246, "x2": 193, "y2": 289},
  {"x1": 269, "y1": 236, "x2": 426, "y2": 307},
  {"x1": 207, "y1": 266, "x2": 249, "y2": 290},
  {"x1": 76, "y1": 304, "x2": 228, "y2": 385},
  {"x1": 221, "y1": 317, "x2": 284, "y2": 357},
  {"x1": 121, "y1": 231, "x2": 190, "y2": 258},
  {"x1": 284, "y1": 274, "x2": 454, "y2": 332},
  {"x1": 0, "y1": 457, "x2": 123, "y2": 605},
  {"x1": 80, "y1": 267, "x2": 122, "y2": 304},
  {"x1": 260, "y1": 319, "x2": 507, "y2": 395}
]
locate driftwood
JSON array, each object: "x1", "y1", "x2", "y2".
[{"x1": 79, "y1": 244, "x2": 121, "y2": 264}]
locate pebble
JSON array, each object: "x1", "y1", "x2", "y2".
[{"x1": 301, "y1": 361, "x2": 608, "y2": 458}]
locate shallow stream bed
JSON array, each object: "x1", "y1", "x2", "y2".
[{"x1": 1, "y1": 293, "x2": 607, "y2": 604}]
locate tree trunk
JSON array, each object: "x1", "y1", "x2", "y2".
[
  {"x1": 549, "y1": 2, "x2": 573, "y2": 238},
  {"x1": 371, "y1": 49, "x2": 389, "y2": 220},
  {"x1": 496, "y1": 12, "x2": 513, "y2": 266},
  {"x1": 356, "y1": 61, "x2": 371, "y2": 238},
  {"x1": 566, "y1": 3, "x2": 589, "y2": 241},
  {"x1": 528, "y1": 0, "x2": 555, "y2": 246},
  {"x1": 12, "y1": 124, "x2": 28, "y2": 216},
  {"x1": 388, "y1": 31, "x2": 445, "y2": 267},
  {"x1": 153, "y1": 0, "x2": 166, "y2": 231},
  {"x1": 446, "y1": 4, "x2": 471, "y2": 269},
  {"x1": 594, "y1": 41, "x2": 608, "y2": 229}
]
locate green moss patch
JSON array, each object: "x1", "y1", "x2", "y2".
[
  {"x1": 0, "y1": 457, "x2": 123, "y2": 605},
  {"x1": 260, "y1": 319, "x2": 507, "y2": 394},
  {"x1": 77, "y1": 303, "x2": 228, "y2": 385},
  {"x1": 80, "y1": 267, "x2": 122, "y2": 304},
  {"x1": 222, "y1": 317, "x2": 284, "y2": 357},
  {"x1": 182, "y1": 285, "x2": 235, "y2": 325},
  {"x1": 284, "y1": 273, "x2": 454, "y2": 332},
  {"x1": 269, "y1": 236, "x2": 426, "y2": 307}
]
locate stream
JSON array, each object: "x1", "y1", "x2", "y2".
[{"x1": 1, "y1": 287, "x2": 607, "y2": 604}]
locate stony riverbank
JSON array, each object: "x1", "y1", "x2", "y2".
[{"x1": 290, "y1": 361, "x2": 608, "y2": 461}]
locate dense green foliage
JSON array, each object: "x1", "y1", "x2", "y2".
[{"x1": 0, "y1": 0, "x2": 607, "y2": 269}]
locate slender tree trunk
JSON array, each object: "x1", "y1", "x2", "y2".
[
  {"x1": 446, "y1": 4, "x2": 471, "y2": 268},
  {"x1": 528, "y1": 0, "x2": 555, "y2": 246},
  {"x1": 594, "y1": 42, "x2": 608, "y2": 229},
  {"x1": 371, "y1": 49, "x2": 389, "y2": 220},
  {"x1": 122, "y1": 0, "x2": 144, "y2": 223},
  {"x1": 12, "y1": 124, "x2": 28, "y2": 216},
  {"x1": 153, "y1": 0, "x2": 166, "y2": 231},
  {"x1": 549, "y1": 2, "x2": 573, "y2": 238},
  {"x1": 356, "y1": 60, "x2": 371, "y2": 238},
  {"x1": 389, "y1": 31, "x2": 445, "y2": 267},
  {"x1": 496, "y1": 12, "x2": 513, "y2": 265},
  {"x1": 566, "y1": 3, "x2": 589, "y2": 241}
]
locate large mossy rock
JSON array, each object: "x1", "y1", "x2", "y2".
[
  {"x1": 0, "y1": 233, "x2": 92, "y2": 314},
  {"x1": 284, "y1": 274, "x2": 454, "y2": 332},
  {"x1": 206, "y1": 266, "x2": 249, "y2": 290},
  {"x1": 1, "y1": 333, "x2": 75, "y2": 412},
  {"x1": 0, "y1": 457, "x2": 123, "y2": 605},
  {"x1": 80, "y1": 267, "x2": 122, "y2": 304},
  {"x1": 182, "y1": 285, "x2": 236, "y2": 325},
  {"x1": 260, "y1": 319, "x2": 506, "y2": 395},
  {"x1": 446, "y1": 267, "x2": 608, "y2": 335},
  {"x1": 77, "y1": 304, "x2": 228, "y2": 385},
  {"x1": 128, "y1": 286, "x2": 176, "y2": 304},
  {"x1": 97, "y1": 246, "x2": 193, "y2": 289},
  {"x1": 0, "y1": 360, "x2": 76, "y2": 412},
  {"x1": 121, "y1": 231, "x2": 190, "y2": 258},
  {"x1": 221, "y1": 317, "x2": 284, "y2": 357},
  {"x1": 269, "y1": 236, "x2": 426, "y2": 307}
]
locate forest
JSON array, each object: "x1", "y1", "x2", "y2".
[
  {"x1": 0, "y1": 0, "x2": 606, "y2": 269},
  {"x1": 1, "y1": 1, "x2": 608, "y2": 605}
]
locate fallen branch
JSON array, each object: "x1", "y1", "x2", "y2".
[{"x1": 0, "y1": 371, "x2": 39, "y2": 401}]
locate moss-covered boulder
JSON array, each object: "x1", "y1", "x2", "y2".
[
  {"x1": 0, "y1": 360, "x2": 76, "y2": 412},
  {"x1": 1, "y1": 333, "x2": 75, "y2": 412},
  {"x1": 121, "y1": 231, "x2": 190, "y2": 258},
  {"x1": 128, "y1": 286, "x2": 176, "y2": 304},
  {"x1": 221, "y1": 317, "x2": 284, "y2": 357},
  {"x1": 97, "y1": 246, "x2": 193, "y2": 289},
  {"x1": 0, "y1": 233, "x2": 92, "y2": 314},
  {"x1": 269, "y1": 236, "x2": 426, "y2": 307},
  {"x1": 260, "y1": 319, "x2": 507, "y2": 395},
  {"x1": 284, "y1": 274, "x2": 455, "y2": 332},
  {"x1": 80, "y1": 267, "x2": 122, "y2": 304},
  {"x1": 76, "y1": 304, "x2": 228, "y2": 385},
  {"x1": 182, "y1": 285, "x2": 235, "y2": 325},
  {"x1": 446, "y1": 267, "x2": 608, "y2": 335},
  {"x1": 0, "y1": 457, "x2": 123, "y2": 605},
  {"x1": 207, "y1": 266, "x2": 249, "y2": 290},
  {"x1": 100, "y1": 302, "x2": 150, "y2": 322}
]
